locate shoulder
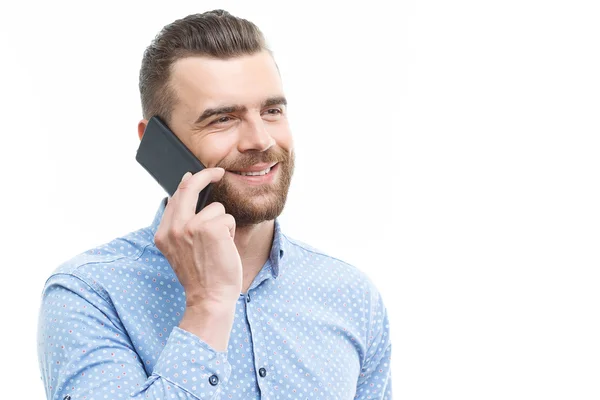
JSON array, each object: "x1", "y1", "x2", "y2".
[
  {"x1": 43, "y1": 226, "x2": 157, "y2": 295},
  {"x1": 281, "y1": 234, "x2": 390, "y2": 347},
  {"x1": 281, "y1": 234, "x2": 383, "y2": 299}
]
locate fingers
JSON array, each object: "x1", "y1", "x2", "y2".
[
  {"x1": 159, "y1": 167, "x2": 224, "y2": 233},
  {"x1": 211, "y1": 213, "x2": 236, "y2": 239},
  {"x1": 174, "y1": 167, "x2": 225, "y2": 219},
  {"x1": 156, "y1": 167, "x2": 235, "y2": 248},
  {"x1": 196, "y1": 201, "x2": 226, "y2": 221},
  {"x1": 184, "y1": 203, "x2": 236, "y2": 239}
]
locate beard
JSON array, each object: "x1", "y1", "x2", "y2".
[{"x1": 207, "y1": 147, "x2": 295, "y2": 227}]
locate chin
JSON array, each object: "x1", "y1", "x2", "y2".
[
  {"x1": 208, "y1": 159, "x2": 293, "y2": 226},
  {"x1": 228, "y1": 192, "x2": 288, "y2": 227}
]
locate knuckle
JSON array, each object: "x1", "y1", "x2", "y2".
[
  {"x1": 176, "y1": 181, "x2": 190, "y2": 192},
  {"x1": 167, "y1": 226, "x2": 182, "y2": 239},
  {"x1": 215, "y1": 202, "x2": 226, "y2": 214},
  {"x1": 183, "y1": 223, "x2": 197, "y2": 237},
  {"x1": 187, "y1": 219, "x2": 207, "y2": 236},
  {"x1": 177, "y1": 176, "x2": 196, "y2": 191},
  {"x1": 201, "y1": 222, "x2": 215, "y2": 236},
  {"x1": 154, "y1": 232, "x2": 171, "y2": 254},
  {"x1": 154, "y1": 232, "x2": 164, "y2": 246},
  {"x1": 209, "y1": 201, "x2": 225, "y2": 214},
  {"x1": 202, "y1": 220, "x2": 220, "y2": 236}
]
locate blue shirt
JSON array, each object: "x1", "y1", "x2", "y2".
[{"x1": 37, "y1": 198, "x2": 392, "y2": 399}]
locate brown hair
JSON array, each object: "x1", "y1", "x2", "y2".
[{"x1": 139, "y1": 9, "x2": 269, "y2": 124}]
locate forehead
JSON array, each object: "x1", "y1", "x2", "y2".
[{"x1": 169, "y1": 51, "x2": 283, "y2": 113}]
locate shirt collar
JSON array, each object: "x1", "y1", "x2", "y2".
[{"x1": 148, "y1": 197, "x2": 286, "y2": 279}]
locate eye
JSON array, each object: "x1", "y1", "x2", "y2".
[
  {"x1": 262, "y1": 108, "x2": 284, "y2": 120},
  {"x1": 212, "y1": 116, "x2": 233, "y2": 125}
]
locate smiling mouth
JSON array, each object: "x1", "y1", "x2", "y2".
[{"x1": 230, "y1": 163, "x2": 278, "y2": 176}]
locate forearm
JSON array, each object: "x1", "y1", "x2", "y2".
[{"x1": 38, "y1": 275, "x2": 232, "y2": 400}]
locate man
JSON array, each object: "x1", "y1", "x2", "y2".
[{"x1": 37, "y1": 9, "x2": 392, "y2": 399}]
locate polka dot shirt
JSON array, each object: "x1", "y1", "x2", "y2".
[{"x1": 37, "y1": 198, "x2": 392, "y2": 399}]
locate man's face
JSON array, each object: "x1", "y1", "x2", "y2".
[{"x1": 153, "y1": 51, "x2": 294, "y2": 227}]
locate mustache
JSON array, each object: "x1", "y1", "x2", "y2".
[{"x1": 217, "y1": 149, "x2": 289, "y2": 171}]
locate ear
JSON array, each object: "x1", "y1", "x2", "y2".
[{"x1": 138, "y1": 119, "x2": 148, "y2": 140}]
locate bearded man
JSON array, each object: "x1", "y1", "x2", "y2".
[{"x1": 37, "y1": 9, "x2": 392, "y2": 400}]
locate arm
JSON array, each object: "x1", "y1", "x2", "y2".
[
  {"x1": 37, "y1": 273, "x2": 231, "y2": 400},
  {"x1": 355, "y1": 287, "x2": 393, "y2": 399}
]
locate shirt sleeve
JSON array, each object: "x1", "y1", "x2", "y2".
[
  {"x1": 355, "y1": 285, "x2": 393, "y2": 399},
  {"x1": 37, "y1": 273, "x2": 231, "y2": 400}
]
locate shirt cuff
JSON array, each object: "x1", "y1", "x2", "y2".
[{"x1": 152, "y1": 326, "x2": 231, "y2": 396}]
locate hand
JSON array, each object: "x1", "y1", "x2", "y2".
[{"x1": 155, "y1": 167, "x2": 242, "y2": 306}]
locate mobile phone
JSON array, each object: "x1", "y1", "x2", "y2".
[{"x1": 136, "y1": 116, "x2": 212, "y2": 214}]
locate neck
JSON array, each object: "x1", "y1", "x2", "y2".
[{"x1": 234, "y1": 219, "x2": 275, "y2": 293}]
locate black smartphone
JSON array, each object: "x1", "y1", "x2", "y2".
[{"x1": 136, "y1": 116, "x2": 212, "y2": 214}]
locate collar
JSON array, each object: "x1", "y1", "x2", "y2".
[{"x1": 148, "y1": 197, "x2": 286, "y2": 279}]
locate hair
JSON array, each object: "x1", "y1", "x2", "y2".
[{"x1": 139, "y1": 9, "x2": 269, "y2": 124}]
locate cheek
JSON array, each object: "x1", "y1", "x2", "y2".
[
  {"x1": 271, "y1": 123, "x2": 294, "y2": 151},
  {"x1": 194, "y1": 135, "x2": 237, "y2": 167}
]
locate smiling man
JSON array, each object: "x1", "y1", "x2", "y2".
[{"x1": 37, "y1": 9, "x2": 392, "y2": 400}]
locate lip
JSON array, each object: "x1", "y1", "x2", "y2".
[
  {"x1": 226, "y1": 162, "x2": 279, "y2": 185},
  {"x1": 228, "y1": 162, "x2": 278, "y2": 173}
]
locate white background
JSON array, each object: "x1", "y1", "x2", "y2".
[{"x1": 0, "y1": 0, "x2": 599, "y2": 398}]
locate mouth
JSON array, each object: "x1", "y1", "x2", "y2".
[
  {"x1": 230, "y1": 164, "x2": 276, "y2": 176},
  {"x1": 226, "y1": 162, "x2": 279, "y2": 184},
  {"x1": 229, "y1": 162, "x2": 278, "y2": 175}
]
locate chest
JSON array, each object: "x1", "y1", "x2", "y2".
[
  {"x1": 118, "y1": 269, "x2": 367, "y2": 399},
  {"x1": 225, "y1": 293, "x2": 363, "y2": 399}
]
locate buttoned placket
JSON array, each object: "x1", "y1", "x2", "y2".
[{"x1": 244, "y1": 263, "x2": 275, "y2": 396}]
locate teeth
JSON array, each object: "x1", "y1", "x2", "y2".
[{"x1": 235, "y1": 167, "x2": 271, "y2": 176}]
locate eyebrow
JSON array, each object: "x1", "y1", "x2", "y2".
[{"x1": 194, "y1": 96, "x2": 288, "y2": 125}]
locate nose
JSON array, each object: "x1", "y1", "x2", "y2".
[{"x1": 237, "y1": 114, "x2": 275, "y2": 153}]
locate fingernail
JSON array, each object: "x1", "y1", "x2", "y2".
[{"x1": 181, "y1": 172, "x2": 192, "y2": 182}]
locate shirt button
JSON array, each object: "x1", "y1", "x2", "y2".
[
  {"x1": 208, "y1": 374, "x2": 219, "y2": 386},
  {"x1": 64, "y1": 396, "x2": 71, "y2": 400},
  {"x1": 246, "y1": 294, "x2": 251, "y2": 303},
  {"x1": 259, "y1": 367, "x2": 267, "y2": 377}
]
